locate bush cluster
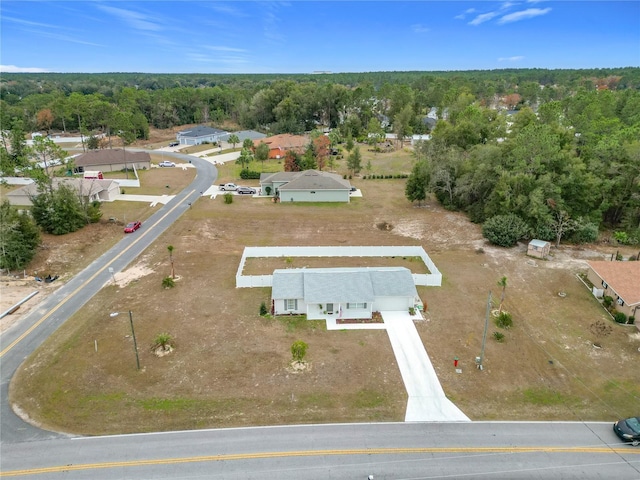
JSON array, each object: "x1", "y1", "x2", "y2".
[
  {"x1": 240, "y1": 169, "x2": 261, "y2": 179},
  {"x1": 363, "y1": 174, "x2": 409, "y2": 179}
]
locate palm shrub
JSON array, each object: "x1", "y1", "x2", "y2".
[
  {"x1": 495, "y1": 311, "x2": 513, "y2": 329},
  {"x1": 153, "y1": 333, "x2": 173, "y2": 350},
  {"x1": 493, "y1": 331, "x2": 505, "y2": 342},
  {"x1": 162, "y1": 276, "x2": 175, "y2": 288}
]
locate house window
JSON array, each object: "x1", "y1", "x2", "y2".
[
  {"x1": 617, "y1": 298, "x2": 624, "y2": 306},
  {"x1": 347, "y1": 302, "x2": 367, "y2": 309},
  {"x1": 602, "y1": 281, "x2": 608, "y2": 289},
  {"x1": 310, "y1": 191, "x2": 316, "y2": 194},
  {"x1": 285, "y1": 299, "x2": 297, "y2": 311}
]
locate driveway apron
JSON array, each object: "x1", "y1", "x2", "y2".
[{"x1": 382, "y1": 311, "x2": 470, "y2": 422}]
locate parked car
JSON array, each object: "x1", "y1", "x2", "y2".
[
  {"x1": 169, "y1": 141, "x2": 179, "y2": 147},
  {"x1": 159, "y1": 161, "x2": 176, "y2": 167},
  {"x1": 124, "y1": 221, "x2": 142, "y2": 233},
  {"x1": 219, "y1": 183, "x2": 238, "y2": 191},
  {"x1": 237, "y1": 186, "x2": 257, "y2": 195},
  {"x1": 613, "y1": 416, "x2": 640, "y2": 446}
]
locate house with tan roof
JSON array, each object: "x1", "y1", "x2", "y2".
[
  {"x1": 253, "y1": 134, "x2": 308, "y2": 159},
  {"x1": 259, "y1": 170, "x2": 352, "y2": 202},
  {"x1": 5, "y1": 178, "x2": 120, "y2": 206},
  {"x1": 587, "y1": 261, "x2": 640, "y2": 322},
  {"x1": 73, "y1": 149, "x2": 151, "y2": 173}
]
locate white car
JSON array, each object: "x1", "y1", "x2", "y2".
[{"x1": 159, "y1": 161, "x2": 176, "y2": 167}]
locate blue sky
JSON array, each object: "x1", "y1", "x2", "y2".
[{"x1": 1, "y1": 1, "x2": 638, "y2": 73}]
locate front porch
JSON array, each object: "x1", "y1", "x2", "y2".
[{"x1": 306, "y1": 303, "x2": 371, "y2": 321}]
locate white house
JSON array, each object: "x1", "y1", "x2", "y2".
[
  {"x1": 260, "y1": 170, "x2": 352, "y2": 203},
  {"x1": 271, "y1": 267, "x2": 420, "y2": 319},
  {"x1": 177, "y1": 126, "x2": 227, "y2": 146},
  {"x1": 4, "y1": 178, "x2": 120, "y2": 206}
]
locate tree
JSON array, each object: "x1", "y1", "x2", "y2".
[
  {"x1": 550, "y1": 209, "x2": 577, "y2": 248},
  {"x1": 301, "y1": 142, "x2": 317, "y2": 170},
  {"x1": 405, "y1": 161, "x2": 428, "y2": 205},
  {"x1": 235, "y1": 147, "x2": 253, "y2": 171},
  {"x1": 313, "y1": 135, "x2": 330, "y2": 171},
  {"x1": 347, "y1": 146, "x2": 362, "y2": 176},
  {"x1": 29, "y1": 136, "x2": 68, "y2": 180},
  {"x1": 242, "y1": 138, "x2": 254, "y2": 150},
  {"x1": 482, "y1": 214, "x2": 530, "y2": 247},
  {"x1": 168, "y1": 245, "x2": 175, "y2": 279},
  {"x1": 255, "y1": 142, "x2": 270, "y2": 171},
  {"x1": 393, "y1": 104, "x2": 414, "y2": 148},
  {"x1": 227, "y1": 134, "x2": 240, "y2": 149},
  {"x1": 284, "y1": 150, "x2": 301, "y2": 172},
  {"x1": 344, "y1": 135, "x2": 354, "y2": 153},
  {"x1": 30, "y1": 183, "x2": 88, "y2": 235},
  {"x1": 291, "y1": 340, "x2": 308, "y2": 363},
  {"x1": 0, "y1": 200, "x2": 40, "y2": 270},
  {"x1": 497, "y1": 276, "x2": 507, "y2": 315},
  {"x1": 36, "y1": 108, "x2": 54, "y2": 134},
  {"x1": 366, "y1": 117, "x2": 385, "y2": 152}
]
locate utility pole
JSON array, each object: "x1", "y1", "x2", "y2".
[{"x1": 477, "y1": 291, "x2": 492, "y2": 371}]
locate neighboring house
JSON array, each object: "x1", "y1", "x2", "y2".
[
  {"x1": 586, "y1": 261, "x2": 640, "y2": 321},
  {"x1": 4, "y1": 178, "x2": 120, "y2": 206},
  {"x1": 253, "y1": 133, "x2": 308, "y2": 159},
  {"x1": 411, "y1": 134, "x2": 431, "y2": 146},
  {"x1": 73, "y1": 149, "x2": 150, "y2": 173},
  {"x1": 527, "y1": 239, "x2": 551, "y2": 259},
  {"x1": 260, "y1": 169, "x2": 352, "y2": 203},
  {"x1": 221, "y1": 130, "x2": 266, "y2": 144},
  {"x1": 271, "y1": 267, "x2": 420, "y2": 319},
  {"x1": 176, "y1": 125, "x2": 227, "y2": 146}
]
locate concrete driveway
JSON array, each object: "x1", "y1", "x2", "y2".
[
  {"x1": 322, "y1": 310, "x2": 470, "y2": 422},
  {"x1": 381, "y1": 311, "x2": 470, "y2": 422}
]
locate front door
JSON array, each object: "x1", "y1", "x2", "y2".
[{"x1": 326, "y1": 303, "x2": 334, "y2": 314}]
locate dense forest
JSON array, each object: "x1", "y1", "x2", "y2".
[{"x1": 1, "y1": 68, "x2": 639, "y2": 260}]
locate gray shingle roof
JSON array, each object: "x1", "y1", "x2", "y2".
[
  {"x1": 177, "y1": 125, "x2": 226, "y2": 138},
  {"x1": 262, "y1": 170, "x2": 350, "y2": 191},
  {"x1": 272, "y1": 267, "x2": 417, "y2": 302}
]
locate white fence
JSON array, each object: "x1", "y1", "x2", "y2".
[{"x1": 236, "y1": 245, "x2": 442, "y2": 288}]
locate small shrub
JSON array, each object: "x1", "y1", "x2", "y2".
[
  {"x1": 153, "y1": 332, "x2": 173, "y2": 350},
  {"x1": 223, "y1": 193, "x2": 233, "y2": 204},
  {"x1": 493, "y1": 331, "x2": 505, "y2": 342},
  {"x1": 265, "y1": 186, "x2": 272, "y2": 195},
  {"x1": 259, "y1": 301, "x2": 268, "y2": 316},
  {"x1": 291, "y1": 340, "x2": 308, "y2": 362},
  {"x1": 602, "y1": 296, "x2": 613, "y2": 309},
  {"x1": 614, "y1": 312, "x2": 627, "y2": 324},
  {"x1": 628, "y1": 316, "x2": 635, "y2": 325},
  {"x1": 162, "y1": 276, "x2": 175, "y2": 289},
  {"x1": 495, "y1": 311, "x2": 513, "y2": 329},
  {"x1": 409, "y1": 307, "x2": 416, "y2": 315}
]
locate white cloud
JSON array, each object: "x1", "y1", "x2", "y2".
[
  {"x1": 208, "y1": 3, "x2": 248, "y2": 17},
  {"x1": 205, "y1": 46, "x2": 248, "y2": 53},
  {"x1": 0, "y1": 65, "x2": 49, "y2": 73},
  {"x1": 96, "y1": 5, "x2": 162, "y2": 32},
  {"x1": 469, "y1": 11, "x2": 500, "y2": 26},
  {"x1": 498, "y1": 56, "x2": 525, "y2": 62},
  {"x1": 411, "y1": 24, "x2": 430, "y2": 33},
  {"x1": 455, "y1": 7, "x2": 476, "y2": 20},
  {"x1": 498, "y1": 7, "x2": 551, "y2": 24}
]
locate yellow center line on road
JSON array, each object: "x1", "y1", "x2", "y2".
[
  {"x1": 1, "y1": 446, "x2": 638, "y2": 477},
  {"x1": 0, "y1": 193, "x2": 193, "y2": 359}
]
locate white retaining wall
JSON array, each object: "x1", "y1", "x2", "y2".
[{"x1": 236, "y1": 246, "x2": 442, "y2": 288}]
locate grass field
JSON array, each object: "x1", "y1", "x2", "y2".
[{"x1": 8, "y1": 140, "x2": 640, "y2": 436}]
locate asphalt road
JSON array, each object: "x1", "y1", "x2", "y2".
[
  {"x1": 0, "y1": 152, "x2": 215, "y2": 444},
  {"x1": 2, "y1": 153, "x2": 640, "y2": 479},
  {"x1": 1, "y1": 422, "x2": 639, "y2": 479}
]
